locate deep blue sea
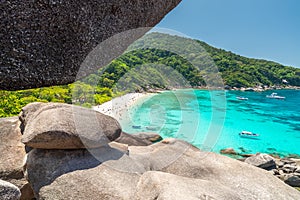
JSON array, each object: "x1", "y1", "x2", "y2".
[{"x1": 121, "y1": 89, "x2": 300, "y2": 157}]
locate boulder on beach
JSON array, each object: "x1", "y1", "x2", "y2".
[
  {"x1": 244, "y1": 153, "x2": 276, "y2": 170},
  {"x1": 0, "y1": 179, "x2": 21, "y2": 200},
  {"x1": 0, "y1": 0, "x2": 181, "y2": 91},
  {"x1": 115, "y1": 132, "x2": 162, "y2": 146},
  {"x1": 21, "y1": 103, "x2": 122, "y2": 149}
]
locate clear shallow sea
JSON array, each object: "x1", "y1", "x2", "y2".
[{"x1": 121, "y1": 89, "x2": 300, "y2": 157}]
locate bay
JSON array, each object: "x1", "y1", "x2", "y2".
[{"x1": 121, "y1": 89, "x2": 300, "y2": 157}]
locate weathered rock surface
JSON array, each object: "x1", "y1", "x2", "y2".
[
  {"x1": 282, "y1": 164, "x2": 297, "y2": 173},
  {"x1": 0, "y1": 0, "x2": 181, "y2": 91},
  {"x1": 245, "y1": 153, "x2": 276, "y2": 170},
  {"x1": 24, "y1": 138, "x2": 300, "y2": 199},
  {"x1": 273, "y1": 157, "x2": 300, "y2": 188},
  {"x1": 25, "y1": 145, "x2": 145, "y2": 199},
  {"x1": 0, "y1": 117, "x2": 26, "y2": 183},
  {"x1": 135, "y1": 171, "x2": 242, "y2": 200},
  {"x1": 0, "y1": 179, "x2": 21, "y2": 200},
  {"x1": 19, "y1": 182, "x2": 35, "y2": 200},
  {"x1": 2, "y1": 179, "x2": 35, "y2": 200},
  {"x1": 284, "y1": 175, "x2": 300, "y2": 187},
  {"x1": 276, "y1": 160, "x2": 285, "y2": 168},
  {"x1": 115, "y1": 132, "x2": 162, "y2": 146},
  {"x1": 108, "y1": 142, "x2": 129, "y2": 154},
  {"x1": 19, "y1": 102, "x2": 46, "y2": 134},
  {"x1": 129, "y1": 139, "x2": 300, "y2": 200},
  {"x1": 0, "y1": 117, "x2": 35, "y2": 200},
  {"x1": 38, "y1": 168, "x2": 140, "y2": 200},
  {"x1": 21, "y1": 103, "x2": 122, "y2": 149}
]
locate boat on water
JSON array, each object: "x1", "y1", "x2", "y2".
[
  {"x1": 236, "y1": 96, "x2": 248, "y2": 100},
  {"x1": 266, "y1": 93, "x2": 285, "y2": 99},
  {"x1": 132, "y1": 125, "x2": 141, "y2": 129},
  {"x1": 239, "y1": 131, "x2": 260, "y2": 139}
]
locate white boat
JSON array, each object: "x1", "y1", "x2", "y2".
[
  {"x1": 266, "y1": 93, "x2": 285, "y2": 99},
  {"x1": 239, "y1": 131, "x2": 260, "y2": 139},
  {"x1": 236, "y1": 96, "x2": 248, "y2": 100}
]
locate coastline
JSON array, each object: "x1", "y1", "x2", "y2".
[
  {"x1": 228, "y1": 85, "x2": 300, "y2": 92},
  {"x1": 192, "y1": 85, "x2": 300, "y2": 91},
  {"x1": 93, "y1": 89, "x2": 300, "y2": 159},
  {"x1": 92, "y1": 92, "x2": 155, "y2": 125},
  {"x1": 161, "y1": 85, "x2": 300, "y2": 92}
]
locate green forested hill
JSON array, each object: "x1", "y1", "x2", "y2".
[
  {"x1": 124, "y1": 32, "x2": 300, "y2": 88},
  {"x1": 1, "y1": 32, "x2": 300, "y2": 117},
  {"x1": 197, "y1": 39, "x2": 300, "y2": 87}
]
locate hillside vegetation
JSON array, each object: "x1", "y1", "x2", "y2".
[
  {"x1": 1, "y1": 32, "x2": 299, "y2": 117},
  {"x1": 126, "y1": 32, "x2": 300, "y2": 88}
]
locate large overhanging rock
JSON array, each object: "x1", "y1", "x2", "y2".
[{"x1": 0, "y1": 0, "x2": 181, "y2": 90}]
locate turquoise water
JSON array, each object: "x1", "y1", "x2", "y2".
[{"x1": 121, "y1": 89, "x2": 300, "y2": 157}]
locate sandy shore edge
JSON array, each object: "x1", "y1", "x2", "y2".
[{"x1": 92, "y1": 93, "x2": 155, "y2": 123}]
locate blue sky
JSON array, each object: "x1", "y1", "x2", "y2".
[{"x1": 156, "y1": 0, "x2": 300, "y2": 67}]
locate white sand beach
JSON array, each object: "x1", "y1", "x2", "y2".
[{"x1": 92, "y1": 93, "x2": 155, "y2": 126}]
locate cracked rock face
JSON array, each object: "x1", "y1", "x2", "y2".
[{"x1": 0, "y1": 0, "x2": 181, "y2": 90}]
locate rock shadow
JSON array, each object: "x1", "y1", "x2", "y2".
[{"x1": 26, "y1": 145, "x2": 126, "y2": 197}]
